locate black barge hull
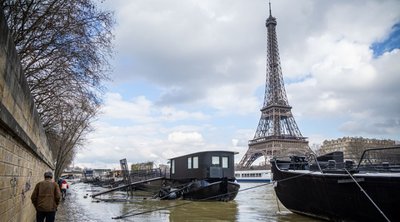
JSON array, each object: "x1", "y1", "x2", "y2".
[
  {"x1": 271, "y1": 161, "x2": 400, "y2": 221},
  {"x1": 182, "y1": 180, "x2": 240, "y2": 201}
]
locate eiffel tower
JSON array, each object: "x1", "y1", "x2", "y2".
[{"x1": 238, "y1": 3, "x2": 309, "y2": 168}]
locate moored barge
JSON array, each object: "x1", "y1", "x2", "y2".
[
  {"x1": 271, "y1": 146, "x2": 400, "y2": 221},
  {"x1": 162, "y1": 150, "x2": 240, "y2": 201}
]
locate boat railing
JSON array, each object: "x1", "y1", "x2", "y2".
[
  {"x1": 272, "y1": 146, "x2": 400, "y2": 174},
  {"x1": 273, "y1": 153, "x2": 355, "y2": 173},
  {"x1": 356, "y1": 146, "x2": 400, "y2": 172},
  {"x1": 273, "y1": 156, "x2": 311, "y2": 171}
]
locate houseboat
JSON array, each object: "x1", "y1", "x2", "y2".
[
  {"x1": 234, "y1": 169, "x2": 271, "y2": 183},
  {"x1": 271, "y1": 146, "x2": 400, "y2": 221},
  {"x1": 91, "y1": 151, "x2": 240, "y2": 202},
  {"x1": 161, "y1": 150, "x2": 240, "y2": 201}
]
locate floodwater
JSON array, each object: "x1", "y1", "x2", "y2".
[{"x1": 56, "y1": 180, "x2": 322, "y2": 221}]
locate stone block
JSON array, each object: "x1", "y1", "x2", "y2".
[
  {"x1": 2, "y1": 150, "x2": 10, "y2": 163},
  {"x1": 0, "y1": 199, "x2": 8, "y2": 215},
  {"x1": 0, "y1": 162, "x2": 5, "y2": 176},
  {"x1": 5, "y1": 164, "x2": 13, "y2": 176},
  {"x1": 0, "y1": 188, "x2": 10, "y2": 202},
  {"x1": 5, "y1": 204, "x2": 14, "y2": 221},
  {"x1": 0, "y1": 178, "x2": 5, "y2": 190}
]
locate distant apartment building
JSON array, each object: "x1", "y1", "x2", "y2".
[
  {"x1": 131, "y1": 161, "x2": 154, "y2": 171},
  {"x1": 319, "y1": 137, "x2": 395, "y2": 161}
]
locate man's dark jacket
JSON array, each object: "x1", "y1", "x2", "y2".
[{"x1": 31, "y1": 179, "x2": 61, "y2": 212}]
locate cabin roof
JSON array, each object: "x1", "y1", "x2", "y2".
[{"x1": 169, "y1": 150, "x2": 238, "y2": 160}]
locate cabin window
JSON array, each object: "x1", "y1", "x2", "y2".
[
  {"x1": 188, "y1": 157, "x2": 192, "y2": 169},
  {"x1": 171, "y1": 160, "x2": 175, "y2": 174},
  {"x1": 193, "y1": 156, "x2": 199, "y2": 169},
  {"x1": 212, "y1": 156, "x2": 220, "y2": 165},
  {"x1": 222, "y1": 156, "x2": 228, "y2": 168}
]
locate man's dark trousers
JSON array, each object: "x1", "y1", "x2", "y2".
[{"x1": 36, "y1": 211, "x2": 56, "y2": 222}]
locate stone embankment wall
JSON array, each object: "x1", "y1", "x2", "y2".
[{"x1": 0, "y1": 10, "x2": 54, "y2": 221}]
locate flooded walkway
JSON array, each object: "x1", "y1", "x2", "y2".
[{"x1": 55, "y1": 181, "x2": 321, "y2": 221}]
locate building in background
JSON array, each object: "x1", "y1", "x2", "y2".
[{"x1": 318, "y1": 137, "x2": 396, "y2": 161}]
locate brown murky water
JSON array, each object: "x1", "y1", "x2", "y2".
[{"x1": 56, "y1": 180, "x2": 322, "y2": 221}]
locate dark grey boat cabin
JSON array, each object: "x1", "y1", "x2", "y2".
[{"x1": 169, "y1": 151, "x2": 237, "y2": 181}]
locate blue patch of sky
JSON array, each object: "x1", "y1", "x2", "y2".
[
  {"x1": 370, "y1": 23, "x2": 400, "y2": 58},
  {"x1": 107, "y1": 80, "x2": 162, "y2": 101},
  {"x1": 284, "y1": 73, "x2": 313, "y2": 84}
]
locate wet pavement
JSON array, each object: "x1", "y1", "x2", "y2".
[{"x1": 55, "y1": 180, "x2": 321, "y2": 221}]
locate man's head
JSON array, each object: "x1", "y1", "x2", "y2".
[{"x1": 44, "y1": 171, "x2": 53, "y2": 179}]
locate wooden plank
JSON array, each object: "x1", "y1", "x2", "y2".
[{"x1": 91, "y1": 177, "x2": 164, "y2": 197}]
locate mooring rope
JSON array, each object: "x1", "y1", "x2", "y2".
[
  {"x1": 343, "y1": 168, "x2": 391, "y2": 222},
  {"x1": 111, "y1": 172, "x2": 313, "y2": 220}
]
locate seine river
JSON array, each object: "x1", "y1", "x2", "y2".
[{"x1": 56, "y1": 181, "x2": 322, "y2": 221}]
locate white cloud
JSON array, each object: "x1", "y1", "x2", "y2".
[
  {"x1": 160, "y1": 106, "x2": 209, "y2": 121},
  {"x1": 206, "y1": 84, "x2": 260, "y2": 115},
  {"x1": 102, "y1": 93, "x2": 153, "y2": 122},
  {"x1": 168, "y1": 131, "x2": 204, "y2": 144}
]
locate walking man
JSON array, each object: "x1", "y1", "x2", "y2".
[{"x1": 31, "y1": 171, "x2": 61, "y2": 222}]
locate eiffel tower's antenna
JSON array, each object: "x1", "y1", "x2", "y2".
[{"x1": 269, "y1": 1, "x2": 272, "y2": 17}]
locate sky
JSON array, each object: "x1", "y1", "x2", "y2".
[{"x1": 74, "y1": 0, "x2": 400, "y2": 169}]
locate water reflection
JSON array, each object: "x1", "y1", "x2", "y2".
[
  {"x1": 56, "y1": 181, "x2": 321, "y2": 221},
  {"x1": 169, "y1": 201, "x2": 238, "y2": 221}
]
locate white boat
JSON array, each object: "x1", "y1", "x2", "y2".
[{"x1": 234, "y1": 169, "x2": 271, "y2": 183}]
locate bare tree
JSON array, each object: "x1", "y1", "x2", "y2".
[
  {"x1": 2, "y1": 0, "x2": 114, "y2": 177},
  {"x1": 49, "y1": 97, "x2": 99, "y2": 179}
]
